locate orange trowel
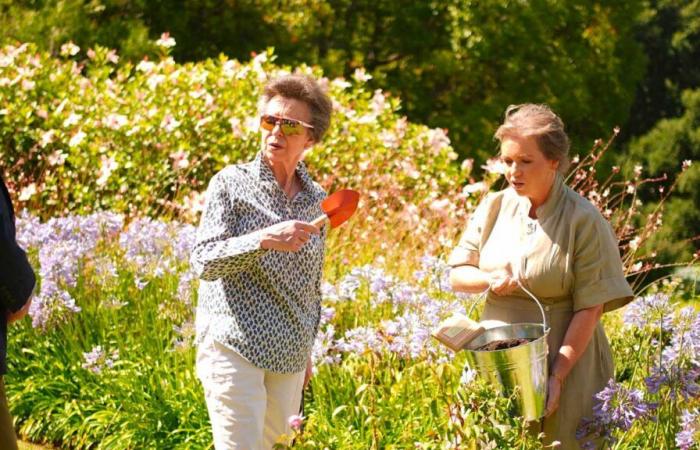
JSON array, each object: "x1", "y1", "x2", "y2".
[{"x1": 310, "y1": 189, "x2": 360, "y2": 229}]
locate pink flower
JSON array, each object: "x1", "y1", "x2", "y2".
[
  {"x1": 352, "y1": 68, "x2": 372, "y2": 82},
  {"x1": 288, "y1": 414, "x2": 304, "y2": 431},
  {"x1": 106, "y1": 50, "x2": 119, "y2": 64},
  {"x1": 169, "y1": 150, "x2": 189, "y2": 170},
  {"x1": 426, "y1": 128, "x2": 450, "y2": 154}
]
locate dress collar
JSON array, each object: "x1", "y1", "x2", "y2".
[{"x1": 518, "y1": 173, "x2": 566, "y2": 221}]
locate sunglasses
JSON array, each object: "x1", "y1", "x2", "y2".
[{"x1": 260, "y1": 115, "x2": 314, "y2": 136}]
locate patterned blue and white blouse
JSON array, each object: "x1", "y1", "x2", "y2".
[{"x1": 191, "y1": 152, "x2": 327, "y2": 373}]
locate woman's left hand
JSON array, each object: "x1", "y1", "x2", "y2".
[
  {"x1": 545, "y1": 374, "x2": 563, "y2": 417},
  {"x1": 303, "y1": 357, "x2": 313, "y2": 388},
  {"x1": 488, "y1": 262, "x2": 521, "y2": 296}
]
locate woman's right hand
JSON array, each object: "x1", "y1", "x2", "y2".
[{"x1": 260, "y1": 220, "x2": 320, "y2": 252}]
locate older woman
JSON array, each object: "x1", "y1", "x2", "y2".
[
  {"x1": 448, "y1": 104, "x2": 633, "y2": 449},
  {"x1": 191, "y1": 74, "x2": 332, "y2": 449}
]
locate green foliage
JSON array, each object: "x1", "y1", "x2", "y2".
[
  {"x1": 625, "y1": 89, "x2": 700, "y2": 263},
  {"x1": 0, "y1": 0, "x2": 648, "y2": 164},
  {"x1": 8, "y1": 273, "x2": 212, "y2": 449},
  {"x1": 0, "y1": 0, "x2": 156, "y2": 61},
  {"x1": 623, "y1": 0, "x2": 700, "y2": 139}
]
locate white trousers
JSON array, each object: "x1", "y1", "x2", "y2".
[{"x1": 196, "y1": 338, "x2": 305, "y2": 450}]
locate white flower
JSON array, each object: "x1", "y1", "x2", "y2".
[
  {"x1": 245, "y1": 115, "x2": 259, "y2": 133},
  {"x1": 252, "y1": 52, "x2": 268, "y2": 64},
  {"x1": 68, "y1": 130, "x2": 86, "y2": 147},
  {"x1": 481, "y1": 157, "x2": 507, "y2": 175},
  {"x1": 182, "y1": 191, "x2": 206, "y2": 216},
  {"x1": 136, "y1": 60, "x2": 156, "y2": 73},
  {"x1": 371, "y1": 89, "x2": 387, "y2": 115},
  {"x1": 47, "y1": 150, "x2": 67, "y2": 166},
  {"x1": 60, "y1": 42, "x2": 80, "y2": 57},
  {"x1": 18, "y1": 183, "x2": 37, "y2": 201},
  {"x1": 169, "y1": 150, "x2": 189, "y2": 170},
  {"x1": 429, "y1": 198, "x2": 451, "y2": 214},
  {"x1": 221, "y1": 60, "x2": 239, "y2": 78},
  {"x1": 195, "y1": 116, "x2": 212, "y2": 132},
  {"x1": 103, "y1": 113, "x2": 128, "y2": 130},
  {"x1": 379, "y1": 130, "x2": 399, "y2": 148},
  {"x1": 96, "y1": 155, "x2": 118, "y2": 186},
  {"x1": 63, "y1": 113, "x2": 82, "y2": 128},
  {"x1": 106, "y1": 50, "x2": 119, "y2": 64},
  {"x1": 229, "y1": 117, "x2": 244, "y2": 138},
  {"x1": 332, "y1": 78, "x2": 352, "y2": 90},
  {"x1": 21, "y1": 79, "x2": 35, "y2": 90},
  {"x1": 463, "y1": 182, "x2": 486, "y2": 195},
  {"x1": 147, "y1": 74, "x2": 166, "y2": 90},
  {"x1": 461, "y1": 158, "x2": 474, "y2": 172},
  {"x1": 352, "y1": 68, "x2": 372, "y2": 82},
  {"x1": 629, "y1": 236, "x2": 641, "y2": 251},
  {"x1": 426, "y1": 128, "x2": 450, "y2": 154},
  {"x1": 0, "y1": 55, "x2": 14, "y2": 68},
  {"x1": 40, "y1": 130, "x2": 56, "y2": 148},
  {"x1": 160, "y1": 114, "x2": 180, "y2": 133},
  {"x1": 155, "y1": 32, "x2": 176, "y2": 48}
]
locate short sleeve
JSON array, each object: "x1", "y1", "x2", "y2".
[
  {"x1": 447, "y1": 193, "x2": 497, "y2": 268},
  {"x1": 572, "y1": 211, "x2": 633, "y2": 313}
]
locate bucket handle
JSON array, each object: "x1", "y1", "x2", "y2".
[{"x1": 466, "y1": 280, "x2": 549, "y2": 332}]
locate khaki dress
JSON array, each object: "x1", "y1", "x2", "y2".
[{"x1": 448, "y1": 175, "x2": 633, "y2": 449}]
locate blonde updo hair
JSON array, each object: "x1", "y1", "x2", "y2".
[{"x1": 494, "y1": 104, "x2": 570, "y2": 173}]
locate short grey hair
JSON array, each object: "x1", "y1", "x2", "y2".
[
  {"x1": 494, "y1": 104, "x2": 570, "y2": 173},
  {"x1": 259, "y1": 74, "x2": 333, "y2": 142}
]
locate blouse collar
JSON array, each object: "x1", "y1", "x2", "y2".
[{"x1": 254, "y1": 151, "x2": 314, "y2": 194}]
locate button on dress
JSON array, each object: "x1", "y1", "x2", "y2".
[{"x1": 448, "y1": 175, "x2": 633, "y2": 449}]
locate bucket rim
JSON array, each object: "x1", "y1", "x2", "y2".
[{"x1": 465, "y1": 324, "x2": 551, "y2": 353}]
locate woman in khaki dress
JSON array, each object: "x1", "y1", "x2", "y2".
[{"x1": 448, "y1": 104, "x2": 633, "y2": 449}]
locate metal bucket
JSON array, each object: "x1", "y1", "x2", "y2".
[{"x1": 463, "y1": 285, "x2": 550, "y2": 421}]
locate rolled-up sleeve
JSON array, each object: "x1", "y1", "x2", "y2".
[
  {"x1": 572, "y1": 211, "x2": 633, "y2": 313},
  {"x1": 190, "y1": 173, "x2": 267, "y2": 281},
  {"x1": 447, "y1": 194, "x2": 495, "y2": 268}
]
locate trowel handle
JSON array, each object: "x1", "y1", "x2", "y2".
[{"x1": 310, "y1": 214, "x2": 328, "y2": 228}]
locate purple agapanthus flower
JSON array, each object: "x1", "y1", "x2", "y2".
[
  {"x1": 645, "y1": 365, "x2": 700, "y2": 400},
  {"x1": 335, "y1": 326, "x2": 383, "y2": 355},
  {"x1": 643, "y1": 305, "x2": 700, "y2": 400},
  {"x1": 81, "y1": 345, "x2": 119, "y2": 374},
  {"x1": 622, "y1": 293, "x2": 674, "y2": 331},
  {"x1": 577, "y1": 379, "x2": 656, "y2": 447},
  {"x1": 311, "y1": 324, "x2": 340, "y2": 370},
  {"x1": 676, "y1": 408, "x2": 699, "y2": 450}
]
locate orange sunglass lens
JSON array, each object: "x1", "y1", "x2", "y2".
[{"x1": 260, "y1": 116, "x2": 276, "y2": 131}]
